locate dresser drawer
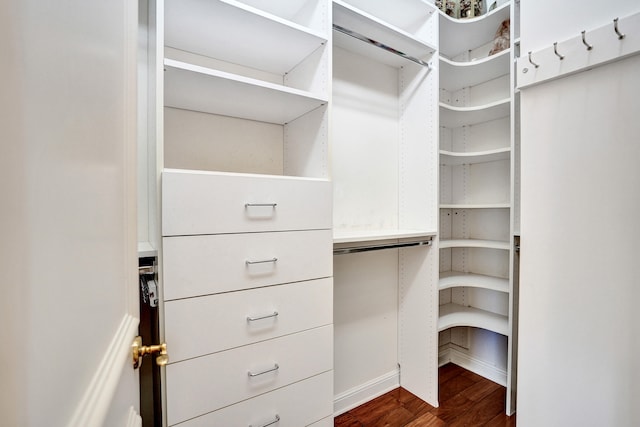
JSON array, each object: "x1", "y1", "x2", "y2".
[
  {"x1": 163, "y1": 229, "x2": 332, "y2": 300},
  {"x1": 165, "y1": 325, "x2": 333, "y2": 426},
  {"x1": 165, "y1": 278, "x2": 332, "y2": 362},
  {"x1": 162, "y1": 170, "x2": 332, "y2": 236},
  {"x1": 172, "y1": 371, "x2": 333, "y2": 427}
]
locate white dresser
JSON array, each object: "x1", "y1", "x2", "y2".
[{"x1": 162, "y1": 170, "x2": 334, "y2": 427}]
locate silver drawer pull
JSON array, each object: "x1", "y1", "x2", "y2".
[
  {"x1": 246, "y1": 257, "x2": 278, "y2": 265},
  {"x1": 247, "y1": 311, "x2": 279, "y2": 322},
  {"x1": 249, "y1": 414, "x2": 280, "y2": 427},
  {"x1": 245, "y1": 203, "x2": 277, "y2": 208},
  {"x1": 248, "y1": 363, "x2": 279, "y2": 377}
]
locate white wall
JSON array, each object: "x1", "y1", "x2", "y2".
[{"x1": 518, "y1": 1, "x2": 640, "y2": 425}]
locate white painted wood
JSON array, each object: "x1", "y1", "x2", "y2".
[
  {"x1": 438, "y1": 303, "x2": 509, "y2": 336},
  {"x1": 439, "y1": 271, "x2": 509, "y2": 293},
  {"x1": 440, "y1": 49, "x2": 511, "y2": 91},
  {"x1": 518, "y1": 54, "x2": 640, "y2": 427},
  {"x1": 165, "y1": 278, "x2": 332, "y2": 361},
  {"x1": 310, "y1": 416, "x2": 335, "y2": 427},
  {"x1": 333, "y1": 229, "x2": 436, "y2": 244},
  {"x1": 175, "y1": 372, "x2": 333, "y2": 427},
  {"x1": 440, "y1": 239, "x2": 510, "y2": 250},
  {"x1": 440, "y1": 203, "x2": 510, "y2": 209},
  {"x1": 441, "y1": 345, "x2": 507, "y2": 386},
  {"x1": 165, "y1": 325, "x2": 333, "y2": 426},
  {"x1": 333, "y1": 1, "x2": 436, "y2": 68},
  {"x1": 439, "y1": 2, "x2": 511, "y2": 58},
  {"x1": 162, "y1": 170, "x2": 332, "y2": 235},
  {"x1": 440, "y1": 147, "x2": 510, "y2": 166},
  {"x1": 239, "y1": 0, "x2": 328, "y2": 30},
  {"x1": 0, "y1": 0, "x2": 140, "y2": 424},
  {"x1": 333, "y1": 369, "x2": 400, "y2": 416},
  {"x1": 163, "y1": 229, "x2": 332, "y2": 300},
  {"x1": 165, "y1": 0, "x2": 327, "y2": 75},
  {"x1": 283, "y1": 105, "x2": 331, "y2": 178},
  {"x1": 164, "y1": 59, "x2": 327, "y2": 125},
  {"x1": 340, "y1": 0, "x2": 437, "y2": 40},
  {"x1": 517, "y1": 10, "x2": 640, "y2": 90},
  {"x1": 439, "y1": 97, "x2": 510, "y2": 127}
]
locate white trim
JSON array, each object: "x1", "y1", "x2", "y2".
[
  {"x1": 333, "y1": 369, "x2": 399, "y2": 416},
  {"x1": 68, "y1": 314, "x2": 140, "y2": 427},
  {"x1": 126, "y1": 406, "x2": 142, "y2": 427},
  {"x1": 439, "y1": 346, "x2": 507, "y2": 387}
]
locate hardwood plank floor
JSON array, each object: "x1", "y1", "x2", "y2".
[{"x1": 334, "y1": 364, "x2": 516, "y2": 426}]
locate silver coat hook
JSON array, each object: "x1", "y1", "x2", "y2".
[
  {"x1": 553, "y1": 42, "x2": 565, "y2": 60},
  {"x1": 528, "y1": 51, "x2": 540, "y2": 68},
  {"x1": 614, "y1": 17, "x2": 625, "y2": 40},
  {"x1": 581, "y1": 30, "x2": 593, "y2": 50}
]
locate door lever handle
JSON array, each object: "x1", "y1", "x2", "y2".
[{"x1": 132, "y1": 336, "x2": 169, "y2": 369}]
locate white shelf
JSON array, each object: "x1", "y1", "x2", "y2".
[
  {"x1": 440, "y1": 49, "x2": 510, "y2": 92},
  {"x1": 438, "y1": 2, "x2": 511, "y2": 58},
  {"x1": 439, "y1": 271, "x2": 509, "y2": 293},
  {"x1": 333, "y1": 0, "x2": 436, "y2": 68},
  {"x1": 439, "y1": 239, "x2": 510, "y2": 250},
  {"x1": 440, "y1": 147, "x2": 510, "y2": 165},
  {"x1": 165, "y1": 0, "x2": 327, "y2": 75},
  {"x1": 438, "y1": 303, "x2": 509, "y2": 336},
  {"x1": 340, "y1": 0, "x2": 437, "y2": 33},
  {"x1": 439, "y1": 98, "x2": 510, "y2": 127},
  {"x1": 440, "y1": 203, "x2": 510, "y2": 209},
  {"x1": 164, "y1": 59, "x2": 327, "y2": 124},
  {"x1": 333, "y1": 229, "x2": 437, "y2": 244}
]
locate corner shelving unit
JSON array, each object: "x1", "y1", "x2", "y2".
[
  {"x1": 331, "y1": 0, "x2": 440, "y2": 413},
  {"x1": 436, "y1": 0, "x2": 518, "y2": 415}
]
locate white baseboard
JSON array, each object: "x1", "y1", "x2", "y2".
[
  {"x1": 333, "y1": 369, "x2": 400, "y2": 416},
  {"x1": 439, "y1": 346, "x2": 507, "y2": 387}
]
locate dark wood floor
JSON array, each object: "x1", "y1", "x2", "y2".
[{"x1": 334, "y1": 363, "x2": 516, "y2": 426}]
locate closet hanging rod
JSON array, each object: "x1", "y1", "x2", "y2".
[
  {"x1": 332, "y1": 24, "x2": 430, "y2": 68},
  {"x1": 333, "y1": 239, "x2": 432, "y2": 255}
]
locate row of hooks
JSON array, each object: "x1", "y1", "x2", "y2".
[{"x1": 527, "y1": 17, "x2": 626, "y2": 68}]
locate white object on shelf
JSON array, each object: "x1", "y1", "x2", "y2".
[
  {"x1": 439, "y1": 303, "x2": 509, "y2": 336},
  {"x1": 439, "y1": 2, "x2": 511, "y2": 58},
  {"x1": 439, "y1": 238, "x2": 510, "y2": 250},
  {"x1": 164, "y1": 59, "x2": 327, "y2": 124},
  {"x1": 333, "y1": 0, "x2": 436, "y2": 68},
  {"x1": 440, "y1": 147, "x2": 510, "y2": 165},
  {"x1": 439, "y1": 271, "x2": 509, "y2": 293},
  {"x1": 165, "y1": 0, "x2": 327, "y2": 75},
  {"x1": 440, "y1": 49, "x2": 511, "y2": 92},
  {"x1": 439, "y1": 97, "x2": 510, "y2": 127}
]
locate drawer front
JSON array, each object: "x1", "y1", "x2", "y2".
[
  {"x1": 165, "y1": 278, "x2": 333, "y2": 362},
  {"x1": 165, "y1": 325, "x2": 333, "y2": 426},
  {"x1": 162, "y1": 170, "x2": 332, "y2": 236},
  {"x1": 173, "y1": 371, "x2": 333, "y2": 427},
  {"x1": 163, "y1": 229, "x2": 332, "y2": 300}
]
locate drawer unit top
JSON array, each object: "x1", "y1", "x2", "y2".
[{"x1": 162, "y1": 170, "x2": 332, "y2": 236}]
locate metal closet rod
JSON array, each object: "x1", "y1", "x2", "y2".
[
  {"x1": 332, "y1": 24, "x2": 431, "y2": 68},
  {"x1": 333, "y1": 239, "x2": 433, "y2": 255}
]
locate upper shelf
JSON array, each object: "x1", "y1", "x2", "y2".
[
  {"x1": 338, "y1": 0, "x2": 437, "y2": 37},
  {"x1": 440, "y1": 48, "x2": 510, "y2": 92},
  {"x1": 165, "y1": 0, "x2": 327, "y2": 75},
  {"x1": 333, "y1": 229, "x2": 437, "y2": 244},
  {"x1": 439, "y1": 2, "x2": 511, "y2": 58},
  {"x1": 439, "y1": 271, "x2": 509, "y2": 293},
  {"x1": 440, "y1": 98, "x2": 510, "y2": 127},
  {"x1": 333, "y1": 0, "x2": 437, "y2": 68},
  {"x1": 164, "y1": 59, "x2": 327, "y2": 124},
  {"x1": 440, "y1": 147, "x2": 510, "y2": 166}
]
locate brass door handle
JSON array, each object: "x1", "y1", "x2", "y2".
[{"x1": 132, "y1": 336, "x2": 168, "y2": 369}]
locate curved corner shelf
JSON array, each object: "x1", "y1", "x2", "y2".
[
  {"x1": 440, "y1": 48, "x2": 510, "y2": 92},
  {"x1": 440, "y1": 147, "x2": 510, "y2": 166},
  {"x1": 333, "y1": 0, "x2": 436, "y2": 68},
  {"x1": 439, "y1": 98, "x2": 510, "y2": 127},
  {"x1": 439, "y1": 271, "x2": 509, "y2": 293},
  {"x1": 438, "y1": 2, "x2": 511, "y2": 58},
  {"x1": 165, "y1": 0, "x2": 327, "y2": 75},
  {"x1": 164, "y1": 59, "x2": 327, "y2": 124},
  {"x1": 438, "y1": 303, "x2": 509, "y2": 336},
  {"x1": 439, "y1": 239, "x2": 510, "y2": 250}
]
